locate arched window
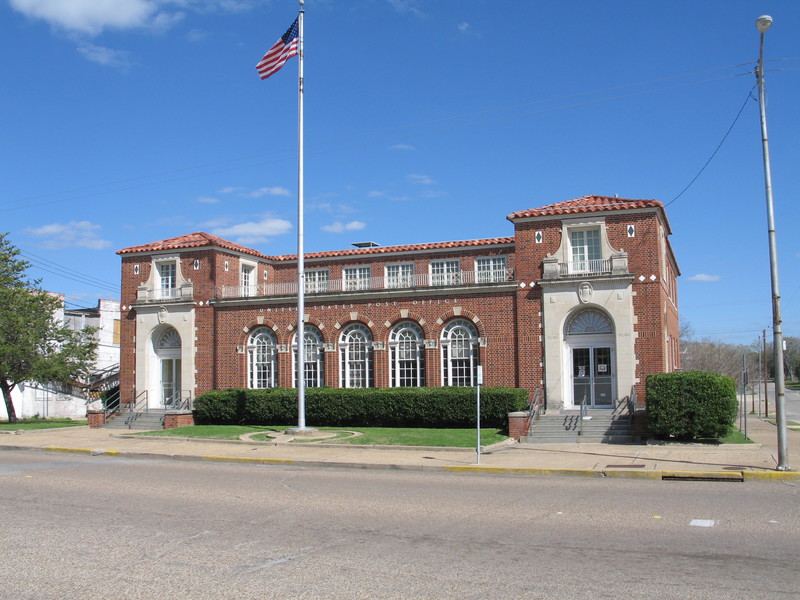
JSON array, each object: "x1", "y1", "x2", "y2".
[
  {"x1": 339, "y1": 323, "x2": 373, "y2": 388},
  {"x1": 292, "y1": 326, "x2": 325, "y2": 388},
  {"x1": 389, "y1": 321, "x2": 425, "y2": 387},
  {"x1": 158, "y1": 328, "x2": 181, "y2": 351},
  {"x1": 440, "y1": 319, "x2": 479, "y2": 387},
  {"x1": 247, "y1": 328, "x2": 277, "y2": 389},
  {"x1": 566, "y1": 309, "x2": 613, "y2": 335}
]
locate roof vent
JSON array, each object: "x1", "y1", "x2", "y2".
[{"x1": 352, "y1": 241, "x2": 379, "y2": 248}]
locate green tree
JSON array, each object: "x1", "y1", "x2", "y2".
[{"x1": 0, "y1": 233, "x2": 98, "y2": 422}]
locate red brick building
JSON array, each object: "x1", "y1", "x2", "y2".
[{"x1": 117, "y1": 195, "x2": 680, "y2": 414}]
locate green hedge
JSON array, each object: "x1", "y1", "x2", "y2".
[
  {"x1": 193, "y1": 387, "x2": 529, "y2": 429},
  {"x1": 646, "y1": 371, "x2": 737, "y2": 440}
]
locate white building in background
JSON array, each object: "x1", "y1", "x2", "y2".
[{"x1": 1, "y1": 297, "x2": 120, "y2": 420}]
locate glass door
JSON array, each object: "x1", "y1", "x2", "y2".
[
  {"x1": 572, "y1": 347, "x2": 614, "y2": 407},
  {"x1": 161, "y1": 358, "x2": 181, "y2": 408}
]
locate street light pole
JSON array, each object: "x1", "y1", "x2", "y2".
[{"x1": 755, "y1": 15, "x2": 789, "y2": 470}]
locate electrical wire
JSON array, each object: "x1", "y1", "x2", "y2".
[{"x1": 664, "y1": 84, "x2": 757, "y2": 207}]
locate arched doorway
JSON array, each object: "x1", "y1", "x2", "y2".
[
  {"x1": 154, "y1": 327, "x2": 182, "y2": 408},
  {"x1": 565, "y1": 309, "x2": 615, "y2": 408}
]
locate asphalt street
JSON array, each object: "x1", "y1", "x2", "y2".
[{"x1": 1, "y1": 451, "x2": 798, "y2": 600}]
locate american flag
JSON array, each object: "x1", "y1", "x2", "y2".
[{"x1": 256, "y1": 18, "x2": 299, "y2": 80}]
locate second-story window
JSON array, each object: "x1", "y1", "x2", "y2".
[
  {"x1": 158, "y1": 262, "x2": 176, "y2": 299},
  {"x1": 241, "y1": 263, "x2": 256, "y2": 297},
  {"x1": 476, "y1": 257, "x2": 507, "y2": 283},
  {"x1": 305, "y1": 269, "x2": 329, "y2": 293},
  {"x1": 386, "y1": 263, "x2": 414, "y2": 289},
  {"x1": 570, "y1": 229, "x2": 602, "y2": 273},
  {"x1": 343, "y1": 266, "x2": 371, "y2": 291},
  {"x1": 430, "y1": 260, "x2": 461, "y2": 286}
]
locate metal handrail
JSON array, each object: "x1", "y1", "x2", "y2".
[
  {"x1": 526, "y1": 387, "x2": 543, "y2": 435},
  {"x1": 628, "y1": 385, "x2": 637, "y2": 425},
  {"x1": 578, "y1": 393, "x2": 588, "y2": 437},
  {"x1": 124, "y1": 390, "x2": 149, "y2": 428},
  {"x1": 559, "y1": 259, "x2": 611, "y2": 276},
  {"x1": 166, "y1": 390, "x2": 193, "y2": 412},
  {"x1": 215, "y1": 268, "x2": 516, "y2": 299},
  {"x1": 101, "y1": 389, "x2": 121, "y2": 422}
]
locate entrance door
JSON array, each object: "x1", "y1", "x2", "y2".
[
  {"x1": 572, "y1": 346, "x2": 613, "y2": 408},
  {"x1": 161, "y1": 358, "x2": 181, "y2": 408}
]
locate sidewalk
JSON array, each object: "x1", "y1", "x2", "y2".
[{"x1": 1, "y1": 416, "x2": 798, "y2": 481}]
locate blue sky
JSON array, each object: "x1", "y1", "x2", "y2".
[{"x1": 1, "y1": 0, "x2": 798, "y2": 346}]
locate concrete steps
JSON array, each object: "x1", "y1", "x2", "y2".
[
  {"x1": 520, "y1": 411, "x2": 634, "y2": 444},
  {"x1": 103, "y1": 410, "x2": 166, "y2": 431}
]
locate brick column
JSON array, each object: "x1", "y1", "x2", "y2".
[{"x1": 507, "y1": 411, "x2": 530, "y2": 441}]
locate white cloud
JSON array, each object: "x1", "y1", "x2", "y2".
[
  {"x1": 186, "y1": 28, "x2": 208, "y2": 42},
  {"x1": 218, "y1": 186, "x2": 243, "y2": 194},
  {"x1": 386, "y1": 0, "x2": 424, "y2": 17},
  {"x1": 26, "y1": 220, "x2": 111, "y2": 250},
  {"x1": 457, "y1": 22, "x2": 471, "y2": 33},
  {"x1": 212, "y1": 215, "x2": 292, "y2": 244},
  {"x1": 9, "y1": 0, "x2": 175, "y2": 36},
  {"x1": 389, "y1": 143, "x2": 415, "y2": 151},
  {"x1": 687, "y1": 273, "x2": 721, "y2": 282},
  {"x1": 407, "y1": 174, "x2": 435, "y2": 185},
  {"x1": 420, "y1": 189, "x2": 446, "y2": 199},
  {"x1": 198, "y1": 217, "x2": 230, "y2": 228},
  {"x1": 322, "y1": 221, "x2": 366, "y2": 234},
  {"x1": 196, "y1": 196, "x2": 219, "y2": 204},
  {"x1": 77, "y1": 43, "x2": 131, "y2": 67},
  {"x1": 8, "y1": 1, "x2": 254, "y2": 37},
  {"x1": 367, "y1": 191, "x2": 385, "y2": 198},
  {"x1": 248, "y1": 186, "x2": 291, "y2": 198}
]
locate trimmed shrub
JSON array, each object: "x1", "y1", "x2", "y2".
[
  {"x1": 193, "y1": 387, "x2": 529, "y2": 428},
  {"x1": 646, "y1": 371, "x2": 737, "y2": 440}
]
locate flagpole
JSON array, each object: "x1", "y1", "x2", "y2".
[{"x1": 295, "y1": 0, "x2": 308, "y2": 430}]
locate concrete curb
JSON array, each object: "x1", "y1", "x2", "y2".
[{"x1": 4, "y1": 444, "x2": 797, "y2": 481}]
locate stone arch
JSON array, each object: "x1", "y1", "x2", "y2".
[
  {"x1": 384, "y1": 310, "x2": 430, "y2": 337},
  {"x1": 435, "y1": 307, "x2": 485, "y2": 338},
  {"x1": 241, "y1": 318, "x2": 280, "y2": 345}
]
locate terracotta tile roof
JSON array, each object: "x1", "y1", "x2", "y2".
[
  {"x1": 117, "y1": 232, "x2": 515, "y2": 261},
  {"x1": 273, "y1": 237, "x2": 516, "y2": 262},
  {"x1": 117, "y1": 232, "x2": 267, "y2": 258},
  {"x1": 507, "y1": 195, "x2": 663, "y2": 220}
]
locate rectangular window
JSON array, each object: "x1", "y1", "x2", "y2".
[
  {"x1": 386, "y1": 263, "x2": 415, "y2": 289},
  {"x1": 476, "y1": 257, "x2": 508, "y2": 283},
  {"x1": 241, "y1": 264, "x2": 256, "y2": 297},
  {"x1": 343, "y1": 266, "x2": 371, "y2": 291},
  {"x1": 305, "y1": 269, "x2": 329, "y2": 293},
  {"x1": 430, "y1": 260, "x2": 461, "y2": 286},
  {"x1": 158, "y1": 262, "x2": 176, "y2": 299},
  {"x1": 570, "y1": 229, "x2": 602, "y2": 273}
]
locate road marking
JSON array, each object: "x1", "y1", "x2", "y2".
[{"x1": 690, "y1": 519, "x2": 715, "y2": 527}]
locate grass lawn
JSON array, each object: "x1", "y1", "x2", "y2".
[
  {"x1": 137, "y1": 425, "x2": 508, "y2": 447},
  {"x1": 139, "y1": 425, "x2": 288, "y2": 440},
  {"x1": 0, "y1": 418, "x2": 87, "y2": 431},
  {"x1": 324, "y1": 427, "x2": 507, "y2": 447},
  {"x1": 718, "y1": 429, "x2": 754, "y2": 444},
  {"x1": 786, "y1": 381, "x2": 800, "y2": 391}
]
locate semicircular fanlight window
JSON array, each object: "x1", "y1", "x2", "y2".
[
  {"x1": 567, "y1": 310, "x2": 613, "y2": 335},
  {"x1": 158, "y1": 328, "x2": 182, "y2": 349}
]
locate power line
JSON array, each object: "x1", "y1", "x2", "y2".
[
  {"x1": 665, "y1": 84, "x2": 756, "y2": 207},
  {"x1": 20, "y1": 250, "x2": 120, "y2": 294}
]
